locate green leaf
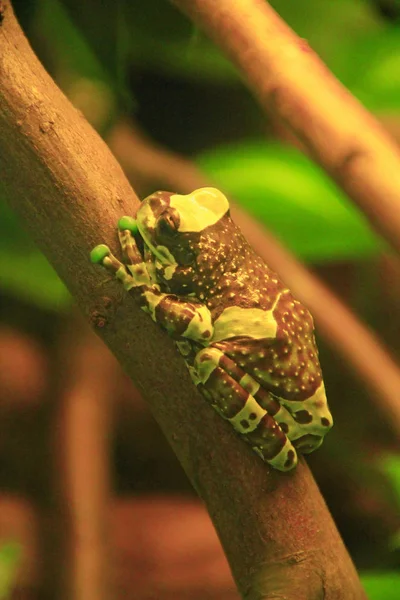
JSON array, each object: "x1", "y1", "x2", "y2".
[{"x1": 197, "y1": 141, "x2": 382, "y2": 262}]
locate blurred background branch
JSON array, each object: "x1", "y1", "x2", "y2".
[{"x1": 172, "y1": 0, "x2": 400, "y2": 255}]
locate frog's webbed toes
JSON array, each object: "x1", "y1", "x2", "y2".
[
  {"x1": 90, "y1": 244, "x2": 111, "y2": 265},
  {"x1": 292, "y1": 433, "x2": 323, "y2": 454},
  {"x1": 91, "y1": 244, "x2": 122, "y2": 273},
  {"x1": 91, "y1": 243, "x2": 136, "y2": 290},
  {"x1": 118, "y1": 216, "x2": 138, "y2": 234},
  {"x1": 275, "y1": 384, "x2": 332, "y2": 454}
]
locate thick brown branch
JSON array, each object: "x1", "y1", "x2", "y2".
[
  {"x1": 171, "y1": 0, "x2": 400, "y2": 255},
  {"x1": 0, "y1": 4, "x2": 365, "y2": 598}
]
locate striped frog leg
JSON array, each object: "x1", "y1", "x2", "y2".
[
  {"x1": 188, "y1": 344, "x2": 297, "y2": 471},
  {"x1": 91, "y1": 220, "x2": 214, "y2": 343},
  {"x1": 200, "y1": 345, "x2": 325, "y2": 457}
]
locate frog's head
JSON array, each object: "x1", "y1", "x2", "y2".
[{"x1": 136, "y1": 187, "x2": 229, "y2": 289}]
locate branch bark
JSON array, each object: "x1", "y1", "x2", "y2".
[
  {"x1": 0, "y1": 3, "x2": 366, "y2": 599},
  {"x1": 171, "y1": 0, "x2": 400, "y2": 256}
]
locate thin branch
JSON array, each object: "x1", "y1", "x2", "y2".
[
  {"x1": 108, "y1": 119, "x2": 400, "y2": 439},
  {"x1": 56, "y1": 315, "x2": 116, "y2": 600},
  {"x1": 171, "y1": 0, "x2": 400, "y2": 255},
  {"x1": 0, "y1": 3, "x2": 366, "y2": 598}
]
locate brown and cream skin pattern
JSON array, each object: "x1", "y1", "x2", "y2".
[{"x1": 91, "y1": 188, "x2": 333, "y2": 471}]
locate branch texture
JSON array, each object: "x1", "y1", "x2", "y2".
[
  {"x1": 0, "y1": 3, "x2": 365, "y2": 598},
  {"x1": 171, "y1": 0, "x2": 400, "y2": 255}
]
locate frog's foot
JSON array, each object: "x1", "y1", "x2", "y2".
[
  {"x1": 193, "y1": 347, "x2": 297, "y2": 471},
  {"x1": 203, "y1": 346, "x2": 320, "y2": 456},
  {"x1": 118, "y1": 218, "x2": 155, "y2": 286},
  {"x1": 90, "y1": 245, "x2": 136, "y2": 290},
  {"x1": 210, "y1": 342, "x2": 329, "y2": 454},
  {"x1": 276, "y1": 384, "x2": 333, "y2": 454}
]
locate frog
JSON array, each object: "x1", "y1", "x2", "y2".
[{"x1": 91, "y1": 187, "x2": 333, "y2": 471}]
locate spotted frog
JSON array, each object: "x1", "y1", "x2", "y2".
[{"x1": 91, "y1": 188, "x2": 332, "y2": 471}]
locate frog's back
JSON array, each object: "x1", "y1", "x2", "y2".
[
  {"x1": 198, "y1": 216, "x2": 323, "y2": 401},
  {"x1": 198, "y1": 216, "x2": 288, "y2": 316}
]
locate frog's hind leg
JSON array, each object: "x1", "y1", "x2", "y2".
[
  {"x1": 193, "y1": 347, "x2": 298, "y2": 471},
  {"x1": 213, "y1": 343, "x2": 328, "y2": 456},
  {"x1": 276, "y1": 385, "x2": 332, "y2": 454}
]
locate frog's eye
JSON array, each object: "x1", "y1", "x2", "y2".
[{"x1": 156, "y1": 209, "x2": 180, "y2": 238}]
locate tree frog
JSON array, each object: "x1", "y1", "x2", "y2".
[{"x1": 91, "y1": 188, "x2": 333, "y2": 471}]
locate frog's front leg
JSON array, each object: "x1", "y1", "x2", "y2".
[
  {"x1": 91, "y1": 221, "x2": 214, "y2": 342},
  {"x1": 191, "y1": 345, "x2": 298, "y2": 471}
]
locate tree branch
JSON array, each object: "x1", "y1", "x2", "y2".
[
  {"x1": 171, "y1": 0, "x2": 400, "y2": 255},
  {"x1": 56, "y1": 316, "x2": 116, "y2": 600},
  {"x1": 0, "y1": 3, "x2": 366, "y2": 598}
]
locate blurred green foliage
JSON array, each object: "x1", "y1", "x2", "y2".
[
  {"x1": 381, "y1": 454, "x2": 400, "y2": 513},
  {"x1": 197, "y1": 141, "x2": 382, "y2": 262},
  {"x1": 0, "y1": 542, "x2": 20, "y2": 599},
  {"x1": 361, "y1": 571, "x2": 400, "y2": 599},
  {"x1": 0, "y1": 202, "x2": 70, "y2": 311},
  {"x1": 1, "y1": 0, "x2": 399, "y2": 309}
]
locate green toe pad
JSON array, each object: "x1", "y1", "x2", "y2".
[
  {"x1": 90, "y1": 244, "x2": 111, "y2": 264},
  {"x1": 118, "y1": 216, "x2": 138, "y2": 234}
]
